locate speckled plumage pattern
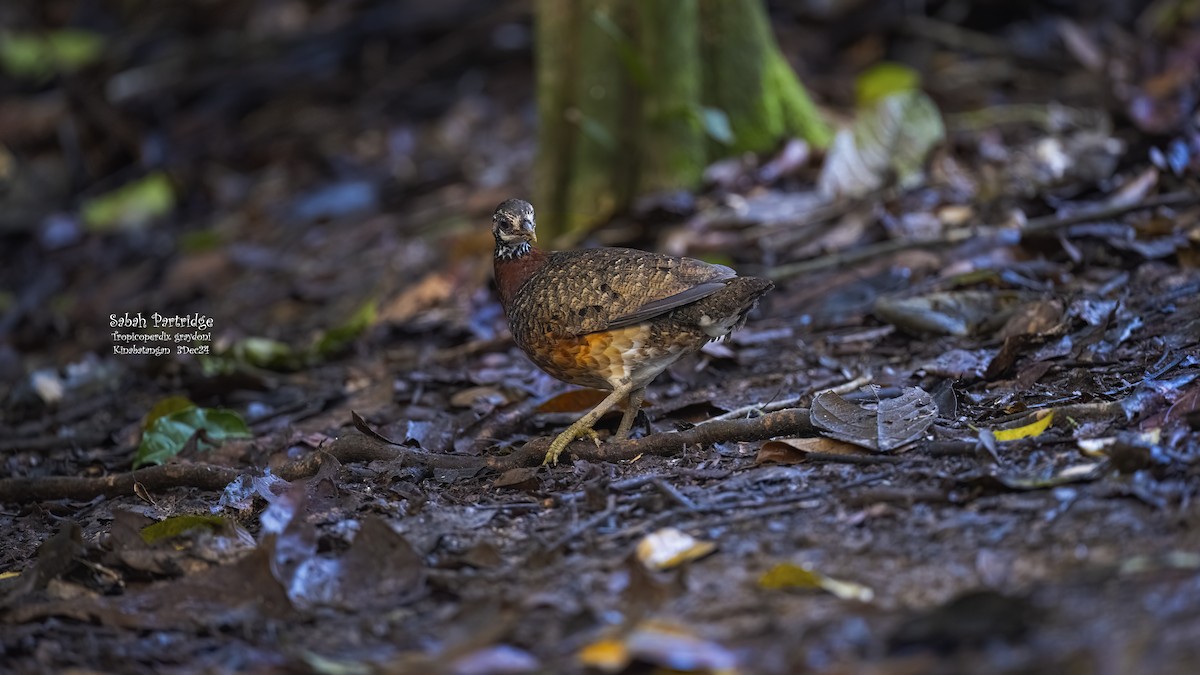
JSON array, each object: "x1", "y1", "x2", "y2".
[{"x1": 490, "y1": 198, "x2": 772, "y2": 463}]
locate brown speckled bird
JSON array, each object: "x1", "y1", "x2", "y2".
[{"x1": 492, "y1": 198, "x2": 773, "y2": 465}]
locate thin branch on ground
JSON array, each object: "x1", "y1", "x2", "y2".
[
  {"x1": 496, "y1": 407, "x2": 815, "y2": 468},
  {"x1": 653, "y1": 478, "x2": 699, "y2": 511},
  {"x1": 0, "y1": 408, "x2": 814, "y2": 503},
  {"x1": 704, "y1": 374, "x2": 872, "y2": 423},
  {"x1": 796, "y1": 451, "x2": 910, "y2": 465},
  {"x1": 0, "y1": 435, "x2": 399, "y2": 503},
  {"x1": 602, "y1": 472, "x2": 892, "y2": 544}
]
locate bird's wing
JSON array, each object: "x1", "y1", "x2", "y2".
[
  {"x1": 604, "y1": 281, "x2": 728, "y2": 329},
  {"x1": 524, "y1": 248, "x2": 736, "y2": 336}
]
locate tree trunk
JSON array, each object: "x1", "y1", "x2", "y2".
[
  {"x1": 699, "y1": 0, "x2": 831, "y2": 155},
  {"x1": 535, "y1": 0, "x2": 829, "y2": 239}
]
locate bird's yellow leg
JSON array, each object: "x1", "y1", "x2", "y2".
[
  {"x1": 614, "y1": 386, "x2": 646, "y2": 440},
  {"x1": 544, "y1": 383, "x2": 633, "y2": 465}
]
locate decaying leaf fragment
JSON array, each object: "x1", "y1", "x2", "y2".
[
  {"x1": 759, "y1": 562, "x2": 875, "y2": 602},
  {"x1": 139, "y1": 514, "x2": 247, "y2": 545},
  {"x1": 636, "y1": 528, "x2": 716, "y2": 571},
  {"x1": 874, "y1": 291, "x2": 1026, "y2": 337},
  {"x1": 579, "y1": 620, "x2": 740, "y2": 674},
  {"x1": 810, "y1": 386, "x2": 936, "y2": 452},
  {"x1": 755, "y1": 437, "x2": 872, "y2": 465},
  {"x1": 989, "y1": 410, "x2": 1054, "y2": 442},
  {"x1": 818, "y1": 90, "x2": 945, "y2": 199}
]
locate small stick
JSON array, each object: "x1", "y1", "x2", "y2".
[
  {"x1": 0, "y1": 409, "x2": 816, "y2": 503},
  {"x1": 702, "y1": 373, "x2": 872, "y2": 423}
]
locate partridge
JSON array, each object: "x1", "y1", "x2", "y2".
[{"x1": 492, "y1": 198, "x2": 773, "y2": 465}]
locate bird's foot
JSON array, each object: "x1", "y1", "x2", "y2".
[{"x1": 543, "y1": 425, "x2": 602, "y2": 466}]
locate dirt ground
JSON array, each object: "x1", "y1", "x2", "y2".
[{"x1": 3, "y1": 1, "x2": 1200, "y2": 673}]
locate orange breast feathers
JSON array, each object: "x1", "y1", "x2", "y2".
[{"x1": 541, "y1": 324, "x2": 689, "y2": 389}]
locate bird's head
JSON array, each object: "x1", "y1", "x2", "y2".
[{"x1": 492, "y1": 198, "x2": 537, "y2": 257}]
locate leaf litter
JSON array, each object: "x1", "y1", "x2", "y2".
[{"x1": 3, "y1": 2, "x2": 1200, "y2": 674}]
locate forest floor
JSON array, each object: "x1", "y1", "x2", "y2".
[{"x1": 2, "y1": 1, "x2": 1200, "y2": 673}]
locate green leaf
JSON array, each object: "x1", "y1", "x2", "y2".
[
  {"x1": 855, "y1": 62, "x2": 921, "y2": 108},
  {"x1": 82, "y1": 172, "x2": 175, "y2": 232},
  {"x1": 142, "y1": 396, "x2": 198, "y2": 431},
  {"x1": 700, "y1": 107, "x2": 735, "y2": 145},
  {"x1": 139, "y1": 514, "x2": 231, "y2": 544},
  {"x1": 135, "y1": 406, "x2": 252, "y2": 468},
  {"x1": 313, "y1": 300, "x2": 377, "y2": 358},
  {"x1": 0, "y1": 30, "x2": 104, "y2": 80}
]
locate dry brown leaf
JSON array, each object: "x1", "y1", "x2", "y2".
[
  {"x1": 537, "y1": 389, "x2": 612, "y2": 414},
  {"x1": 379, "y1": 271, "x2": 454, "y2": 325},
  {"x1": 756, "y1": 437, "x2": 870, "y2": 465}
]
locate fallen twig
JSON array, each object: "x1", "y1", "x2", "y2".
[
  {"x1": 498, "y1": 407, "x2": 816, "y2": 468},
  {"x1": 0, "y1": 408, "x2": 814, "y2": 503},
  {"x1": 603, "y1": 472, "x2": 892, "y2": 543},
  {"x1": 703, "y1": 374, "x2": 871, "y2": 423},
  {"x1": 0, "y1": 435, "x2": 400, "y2": 504}
]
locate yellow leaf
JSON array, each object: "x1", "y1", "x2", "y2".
[
  {"x1": 585, "y1": 621, "x2": 741, "y2": 673},
  {"x1": 992, "y1": 410, "x2": 1054, "y2": 442},
  {"x1": 759, "y1": 562, "x2": 874, "y2": 602},
  {"x1": 139, "y1": 514, "x2": 231, "y2": 544},
  {"x1": 856, "y1": 61, "x2": 921, "y2": 107},
  {"x1": 142, "y1": 395, "x2": 196, "y2": 431},
  {"x1": 577, "y1": 638, "x2": 629, "y2": 671},
  {"x1": 759, "y1": 561, "x2": 823, "y2": 590}
]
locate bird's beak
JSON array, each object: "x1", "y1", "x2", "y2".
[{"x1": 522, "y1": 217, "x2": 537, "y2": 243}]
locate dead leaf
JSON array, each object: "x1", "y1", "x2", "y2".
[
  {"x1": 0, "y1": 522, "x2": 84, "y2": 608},
  {"x1": 450, "y1": 386, "x2": 510, "y2": 409},
  {"x1": 636, "y1": 528, "x2": 716, "y2": 571},
  {"x1": 989, "y1": 410, "x2": 1054, "y2": 442},
  {"x1": 756, "y1": 437, "x2": 871, "y2": 465},
  {"x1": 8, "y1": 547, "x2": 293, "y2": 629},
  {"x1": 579, "y1": 620, "x2": 739, "y2": 673},
  {"x1": 875, "y1": 291, "x2": 1025, "y2": 337},
  {"x1": 997, "y1": 300, "x2": 1065, "y2": 339},
  {"x1": 819, "y1": 91, "x2": 945, "y2": 198},
  {"x1": 493, "y1": 467, "x2": 541, "y2": 491},
  {"x1": 759, "y1": 561, "x2": 875, "y2": 602},
  {"x1": 538, "y1": 389, "x2": 611, "y2": 413},
  {"x1": 379, "y1": 271, "x2": 455, "y2": 325},
  {"x1": 810, "y1": 386, "x2": 936, "y2": 452}
]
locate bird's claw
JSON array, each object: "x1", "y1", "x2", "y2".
[{"x1": 543, "y1": 426, "x2": 602, "y2": 466}]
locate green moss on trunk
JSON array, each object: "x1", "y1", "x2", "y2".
[
  {"x1": 699, "y1": 0, "x2": 831, "y2": 154},
  {"x1": 535, "y1": 0, "x2": 829, "y2": 239},
  {"x1": 636, "y1": 0, "x2": 704, "y2": 193}
]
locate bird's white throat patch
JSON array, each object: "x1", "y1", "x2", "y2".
[{"x1": 496, "y1": 241, "x2": 531, "y2": 260}]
